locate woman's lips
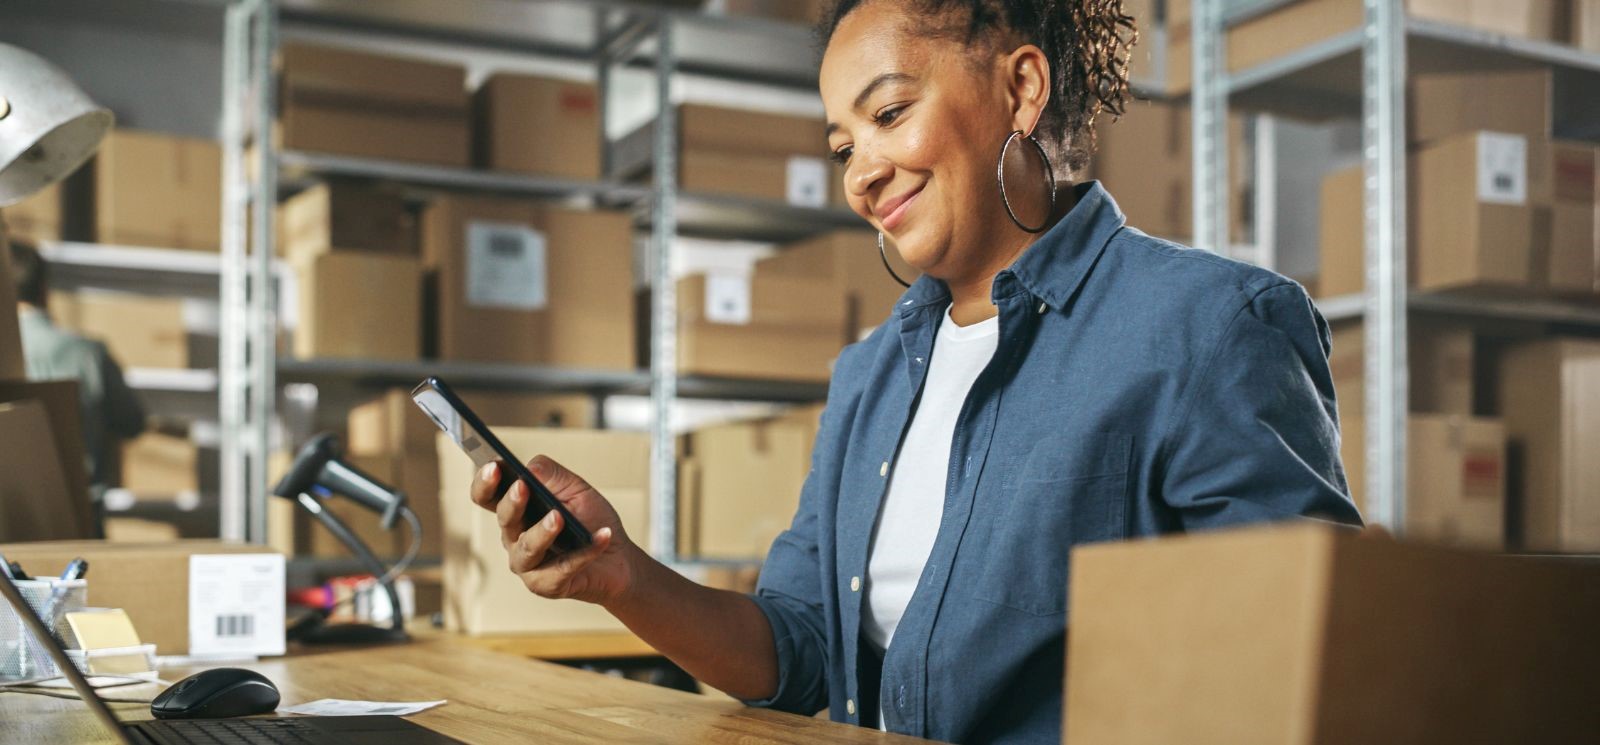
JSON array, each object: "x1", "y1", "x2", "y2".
[{"x1": 879, "y1": 183, "x2": 925, "y2": 233}]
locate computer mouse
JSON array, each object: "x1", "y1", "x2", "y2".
[{"x1": 150, "y1": 667, "x2": 281, "y2": 720}]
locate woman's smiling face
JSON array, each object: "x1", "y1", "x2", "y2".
[{"x1": 820, "y1": 1, "x2": 1049, "y2": 282}]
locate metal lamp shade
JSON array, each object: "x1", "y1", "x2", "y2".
[{"x1": 0, "y1": 43, "x2": 113, "y2": 207}]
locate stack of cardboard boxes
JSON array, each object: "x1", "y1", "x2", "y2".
[{"x1": 678, "y1": 405, "x2": 823, "y2": 560}]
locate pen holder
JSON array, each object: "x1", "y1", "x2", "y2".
[{"x1": 0, "y1": 578, "x2": 87, "y2": 682}]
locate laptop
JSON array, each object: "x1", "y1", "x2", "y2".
[{"x1": 0, "y1": 573, "x2": 464, "y2": 744}]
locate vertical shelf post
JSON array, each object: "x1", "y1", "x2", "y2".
[
  {"x1": 246, "y1": 0, "x2": 279, "y2": 544},
  {"x1": 1361, "y1": 0, "x2": 1407, "y2": 530},
  {"x1": 218, "y1": 0, "x2": 250, "y2": 542},
  {"x1": 649, "y1": 15, "x2": 680, "y2": 563},
  {"x1": 1191, "y1": 0, "x2": 1228, "y2": 254}
]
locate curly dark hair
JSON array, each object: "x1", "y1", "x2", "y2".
[{"x1": 819, "y1": 0, "x2": 1137, "y2": 173}]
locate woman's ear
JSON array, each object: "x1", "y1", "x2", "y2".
[{"x1": 1005, "y1": 44, "x2": 1051, "y2": 136}]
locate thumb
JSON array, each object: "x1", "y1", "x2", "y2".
[{"x1": 528, "y1": 455, "x2": 596, "y2": 505}]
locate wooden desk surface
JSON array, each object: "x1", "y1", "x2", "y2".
[
  {"x1": 455, "y1": 630, "x2": 659, "y2": 660},
  {"x1": 8, "y1": 635, "x2": 938, "y2": 744}
]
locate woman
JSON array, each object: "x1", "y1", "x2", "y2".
[{"x1": 467, "y1": 0, "x2": 1362, "y2": 742}]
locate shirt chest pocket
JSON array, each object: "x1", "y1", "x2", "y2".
[{"x1": 975, "y1": 432, "x2": 1133, "y2": 616}]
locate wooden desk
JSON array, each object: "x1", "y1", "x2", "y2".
[
  {"x1": 8, "y1": 635, "x2": 937, "y2": 744},
  {"x1": 455, "y1": 630, "x2": 658, "y2": 661}
]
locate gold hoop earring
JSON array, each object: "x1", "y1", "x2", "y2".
[
  {"x1": 878, "y1": 233, "x2": 912, "y2": 288},
  {"x1": 997, "y1": 130, "x2": 1057, "y2": 234}
]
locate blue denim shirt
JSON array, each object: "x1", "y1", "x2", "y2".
[{"x1": 743, "y1": 182, "x2": 1362, "y2": 744}]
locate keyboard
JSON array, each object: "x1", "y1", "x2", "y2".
[{"x1": 130, "y1": 717, "x2": 336, "y2": 745}]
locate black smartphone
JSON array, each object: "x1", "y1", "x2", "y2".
[{"x1": 411, "y1": 376, "x2": 592, "y2": 554}]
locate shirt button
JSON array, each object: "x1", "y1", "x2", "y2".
[
  {"x1": 850, "y1": 576, "x2": 861, "y2": 592},
  {"x1": 879, "y1": 461, "x2": 889, "y2": 477},
  {"x1": 847, "y1": 699, "x2": 856, "y2": 716},
  {"x1": 1037, "y1": 301, "x2": 1048, "y2": 314}
]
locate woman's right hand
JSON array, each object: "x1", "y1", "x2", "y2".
[{"x1": 468, "y1": 456, "x2": 639, "y2": 606}]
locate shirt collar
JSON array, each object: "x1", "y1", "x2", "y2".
[{"x1": 895, "y1": 180, "x2": 1126, "y2": 316}]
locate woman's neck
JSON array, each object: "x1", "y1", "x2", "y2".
[{"x1": 944, "y1": 186, "x2": 1078, "y2": 327}]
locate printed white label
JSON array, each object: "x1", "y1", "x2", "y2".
[
  {"x1": 188, "y1": 554, "x2": 285, "y2": 656},
  {"x1": 1476, "y1": 132, "x2": 1527, "y2": 206},
  {"x1": 786, "y1": 156, "x2": 829, "y2": 208},
  {"x1": 466, "y1": 221, "x2": 548, "y2": 310},
  {"x1": 705, "y1": 273, "x2": 753, "y2": 325}
]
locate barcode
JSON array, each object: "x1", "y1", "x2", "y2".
[
  {"x1": 488, "y1": 231, "x2": 524, "y2": 257},
  {"x1": 215, "y1": 614, "x2": 255, "y2": 638}
]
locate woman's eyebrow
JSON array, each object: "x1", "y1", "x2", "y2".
[{"x1": 826, "y1": 71, "x2": 917, "y2": 138}]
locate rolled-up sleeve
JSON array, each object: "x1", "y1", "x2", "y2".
[
  {"x1": 1159, "y1": 282, "x2": 1363, "y2": 528},
  {"x1": 740, "y1": 401, "x2": 840, "y2": 715}
]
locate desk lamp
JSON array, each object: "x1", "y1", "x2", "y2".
[
  {"x1": 0, "y1": 43, "x2": 113, "y2": 206},
  {"x1": 273, "y1": 433, "x2": 421, "y2": 644}
]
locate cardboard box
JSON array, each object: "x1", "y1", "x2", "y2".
[
  {"x1": 422, "y1": 196, "x2": 635, "y2": 370},
  {"x1": 1407, "y1": 414, "x2": 1505, "y2": 549},
  {"x1": 668, "y1": 273, "x2": 845, "y2": 383},
  {"x1": 1411, "y1": 131, "x2": 1535, "y2": 292},
  {"x1": 0, "y1": 381, "x2": 93, "y2": 535},
  {"x1": 616, "y1": 104, "x2": 841, "y2": 208},
  {"x1": 90, "y1": 129, "x2": 221, "y2": 251},
  {"x1": 2, "y1": 180, "x2": 65, "y2": 243},
  {"x1": 1092, "y1": 98, "x2": 1246, "y2": 243},
  {"x1": 678, "y1": 405, "x2": 821, "y2": 560},
  {"x1": 278, "y1": 181, "x2": 416, "y2": 262},
  {"x1": 1497, "y1": 339, "x2": 1600, "y2": 552},
  {"x1": 49, "y1": 291, "x2": 190, "y2": 369},
  {"x1": 758, "y1": 230, "x2": 917, "y2": 342},
  {"x1": 1063, "y1": 522, "x2": 1600, "y2": 744},
  {"x1": 121, "y1": 433, "x2": 199, "y2": 500},
  {"x1": 291, "y1": 252, "x2": 422, "y2": 361},
  {"x1": 1331, "y1": 320, "x2": 1475, "y2": 419},
  {"x1": 1529, "y1": 140, "x2": 1598, "y2": 295},
  {"x1": 1409, "y1": 69, "x2": 1551, "y2": 147},
  {"x1": 347, "y1": 388, "x2": 439, "y2": 456},
  {"x1": 437, "y1": 428, "x2": 649, "y2": 635},
  {"x1": 474, "y1": 74, "x2": 601, "y2": 180},
  {"x1": 1316, "y1": 165, "x2": 1363, "y2": 299},
  {"x1": 0, "y1": 400, "x2": 77, "y2": 542},
  {"x1": 0, "y1": 540, "x2": 286, "y2": 657},
  {"x1": 279, "y1": 43, "x2": 469, "y2": 167},
  {"x1": 1578, "y1": 0, "x2": 1600, "y2": 52},
  {"x1": 456, "y1": 391, "x2": 596, "y2": 430}
]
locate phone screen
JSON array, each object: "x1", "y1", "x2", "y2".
[{"x1": 411, "y1": 377, "x2": 592, "y2": 553}]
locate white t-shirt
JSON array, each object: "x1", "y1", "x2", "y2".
[{"x1": 862, "y1": 306, "x2": 999, "y2": 727}]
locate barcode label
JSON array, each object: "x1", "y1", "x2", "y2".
[
  {"x1": 215, "y1": 614, "x2": 255, "y2": 638},
  {"x1": 466, "y1": 221, "x2": 548, "y2": 310}
]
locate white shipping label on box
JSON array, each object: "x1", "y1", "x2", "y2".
[
  {"x1": 705, "y1": 273, "x2": 753, "y2": 325},
  {"x1": 786, "y1": 156, "x2": 829, "y2": 208},
  {"x1": 188, "y1": 554, "x2": 285, "y2": 656},
  {"x1": 1476, "y1": 132, "x2": 1528, "y2": 206},
  {"x1": 466, "y1": 221, "x2": 549, "y2": 310}
]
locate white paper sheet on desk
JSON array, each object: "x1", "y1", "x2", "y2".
[{"x1": 281, "y1": 698, "x2": 446, "y2": 717}]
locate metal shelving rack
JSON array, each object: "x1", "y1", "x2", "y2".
[
  {"x1": 1192, "y1": 0, "x2": 1600, "y2": 531},
  {"x1": 204, "y1": 1, "x2": 852, "y2": 559}
]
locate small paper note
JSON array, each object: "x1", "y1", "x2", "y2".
[{"x1": 281, "y1": 698, "x2": 446, "y2": 717}]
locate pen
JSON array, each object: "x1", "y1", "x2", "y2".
[{"x1": 39, "y1": 557, "x2": 87, "y2": 644}]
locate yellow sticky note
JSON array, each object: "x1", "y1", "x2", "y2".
[{"x1": 65, "y1": 609, "x2": 143, "y2": 650}]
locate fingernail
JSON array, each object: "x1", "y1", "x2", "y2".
[
  {"x1": 479, "y1": 463, "x2": 496, "y2": 481},
  {"x1": 597, "y1": 527, "x2": 612, "y2": 541},
  {"x1": 543, "y1": 511, "x2": 558, "y2": 529}
]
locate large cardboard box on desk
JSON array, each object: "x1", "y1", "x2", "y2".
[
  {"x1": 90, "y1": 129, "x2": 221, "y2": 251},
  {"x1": 437, "y1": 429, "x2": 649, "y2": 635},
  {"x1": 1497, "y1": 339, "x2": 1600, "y2": 552},
  {"x1": 1063, "y1": 523, "x2": 1600, "y2": 745},
  {"x1": 474, "y1": 73, "x2": 601, "y2": 180},
  {"x1": 278, "y1": 43, "x2": 469, "y2": 167},
  {"x1": 423, "y1": 196, "x2": 634, "y2": 369},
  {"x1": 758, "y1": 230, "x2": 917, "y2": 342},
  {"x1": 1410, "y1": 131, "x2": 1535, "y2": 293},
  {"x1": 0, "y1": 541, "x2": 285, "y2": 657},
  {"x1": 661, "y1": 273, "x2": 845, "y2": 383},
  {"x1": 291, "y1": 252, "x2": 422, "y2": 361}
]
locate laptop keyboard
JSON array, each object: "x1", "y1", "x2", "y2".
[{"x1": 133, "y1": 718, "x2": 324, "y2": 745}]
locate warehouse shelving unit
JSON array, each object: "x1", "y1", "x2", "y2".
[
  {"x1": 195, "y1": 0, "x2": 861, "y2": 561},
  {"x1": 1192, "y1": 0, "x2": 1600, "y2": 531}
]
